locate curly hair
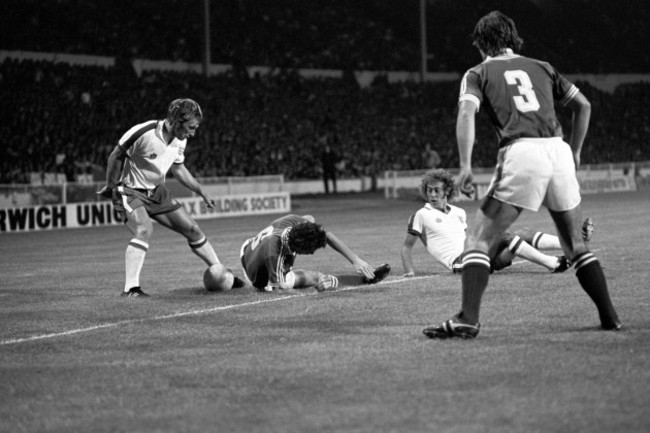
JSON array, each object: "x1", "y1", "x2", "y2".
[
  {"x1": 420, "y1": 169, "x2": 456, "y2": 200},
  {"x1": 472, "y1": 11, "x2": 523, "y2": 57},
  {"x1": 167, "y1": 98, "x2": 203, "y2": 124},
  {"x1": 288, "y1": 222, "x2": 328, "y2": 255}
]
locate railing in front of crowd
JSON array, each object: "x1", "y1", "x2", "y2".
[{"x1": 0, "y1": 174, "x2": 285, "y2": 209}]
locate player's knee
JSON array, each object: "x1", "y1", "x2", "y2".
[
  {"x1": 489, "y1": 233, "x2": 510, "y2": 254},
  {"x1": 567, "y1": 244, "x2": 589, "y2": 261},
  {"x1": 183, "y1": 222, "x2": 203, "y2": 240},
  {"x1": 134, "y1": 223, "x2": 153, "y2": 240}
]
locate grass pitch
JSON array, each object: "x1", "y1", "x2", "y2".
[{"x1": 1, "y1": 191, "x2": 649, "y2": 433}]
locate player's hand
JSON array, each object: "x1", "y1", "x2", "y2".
[
  {"x1": 97, "y1": 185, "x2": 114, "y2": 199},
  {"x1": 353, "y1": 259, "x2": 376, "y2": 281},
  {"x1": 202, "y1": 195, "x2": 216, "y2": 209},
  {"x1": 456, "y1": 167, "x2": 475, "y2": 197},
  {"x1": 114, "y1": 207, "x2": 126, "y2": 223},
  {"x1": 98, "y1": 185, "x2": 125, "y2": 222}
]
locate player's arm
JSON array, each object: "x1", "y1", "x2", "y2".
[
  {"x1": 170, "y1": 163, "x2": 215, "y2": 208},
  {"x1": 456, "y1": 99, "x2": 479, "y2": 195},
  {"x1": 564, "y1": 91, "x2": 591, "y2": 169},
  {"x1": 325, "y1": 232, "x2": 375, "y2": 280},
  {"x1": 98, "y1": 145, "x2": 127, "y2": 198},
  {"x1": 401, "y1": 233, "x2": 419, "y2": 277}
]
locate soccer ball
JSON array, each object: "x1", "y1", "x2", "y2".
[{"x1": 203, "y1": 264, "x2": 235, "y2": 292}]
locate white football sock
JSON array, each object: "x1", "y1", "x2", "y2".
[
  {"x1": 125, "y1": 239, "x2": 148, "y2": 291},
  {"x1": 189, "y1": 236, "x2": 220, "y2": 266},
  {"x1": 531, "y1": 232, "x2": 562, "y2": 250},
  {"x1": 510, "y1": 235, "x2": 558, "y2": 270}
]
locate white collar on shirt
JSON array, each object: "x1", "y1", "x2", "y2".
[
  {"x1": 486, "y1": 48, "x2": 518, "y2": 61},
  {"x1": 424, "y1": 203, "x2": 451, "y2": 214}
]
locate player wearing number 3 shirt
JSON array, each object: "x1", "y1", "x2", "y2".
[
  {"x1": 240, "y1": 214, "x2": 390, "y2": 292},
  {"x1": 422, "y1": 11, "x2": 621, "y2": 339}
]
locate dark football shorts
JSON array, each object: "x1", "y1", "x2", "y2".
[{"x1": 113, "y1": 184, "x2": 181, "y2": 221}]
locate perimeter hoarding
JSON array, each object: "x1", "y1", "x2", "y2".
[{"x1": 0, "y1": 192, "x2": 291, "y2": 233}]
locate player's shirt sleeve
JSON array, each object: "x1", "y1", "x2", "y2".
[
  {"x1": 118, "y1": 121, "x2": 157, "y2": 156},
  {"x1": 265, "y1": 228, "x2": 295, "y2": 287},
  {"x1": 459, "y1": 208, "x2": 468, "y2": 232},
  {"x1": 549, "y1": 64, "x2": 580, "y2": 106},
  {"x1": 458, "y1": 69, "x2": 482, "y2": 111},
  {"x1": 407, "y1": 211, "x2": 423, "y2": 237},
  {"x1": 174, "y1": 139, "x2": 186, "y2": 165},
  {"x1": 265, "y1": 252, "x2": 294, "y2": 287},
  {"x1": 265, "y1": 250, "x2": 283, "y2": 286}
]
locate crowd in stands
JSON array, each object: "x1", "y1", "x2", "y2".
[
  {"x1": 3, "y1": 0, "x2": 650, "y2": 73},
  {"x1": 1, "y1": 1, "x2": 649, "y2": 184},
  {"x1": 1, "y1": 58, "x2": 648, "y2": 185}
]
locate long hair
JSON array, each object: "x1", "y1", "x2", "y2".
[
  {"x1": 420, "y1": 169, "x2": 456, "y2": 201},
  {"x1": 472, "y1": 11, "x2": 523, "y2": 56},
  {"x1": 288, "y1": 222, "x2": 328, "y2": 254}
]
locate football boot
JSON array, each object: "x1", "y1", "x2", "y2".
[
  {"x1": 552, "y1": 256, "x2": 572, "y2": 273},
  {"x1": 363, "y1": 263, "x2": 391, "y2": 284},
  {"x1": 423, "y1": 315, "x2": 480, "y2": 339},
  {"x1": 121, "y1": 287, "x2": 149, "y2": 298},
  {"x1": 582, "y1": 217, "x2": 594, "y2": 242}
]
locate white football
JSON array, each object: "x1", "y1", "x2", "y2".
[{"x1": 203, "y1": 264, "x2": 234, "y2": 292}]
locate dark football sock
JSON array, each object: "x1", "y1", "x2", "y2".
[
  {"x1": 573, "y1": 252, "x2": 620, "y2": 328},
  {"x1": 460, "y1": 250, "x2": 491, "y2": 324}
]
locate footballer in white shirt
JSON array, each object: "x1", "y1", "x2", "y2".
[
  {"x1": 98, "y1": 99, "x2": 243, "y2": 297},
  {"x1": 401, "y1": 169, "x2": 593, "y2": 276}
]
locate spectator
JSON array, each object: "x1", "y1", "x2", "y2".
[
  {"x1": 422, "y1": 142, "x2": 441, "y2": 169},
  {"x1": 0, "y1": 57, "x2": 648, "y2": 185},
  {"x1": 320, "y1": 140, "x2": 339, "y2": 194}
]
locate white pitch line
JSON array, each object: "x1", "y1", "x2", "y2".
[
  {"x1": 0, "y1": 276, "x2": 424, "y2": 346},
  {"x1": 1, "y1": 250, "x2": 602, "y2": 347}
]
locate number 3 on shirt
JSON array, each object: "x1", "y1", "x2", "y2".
[{"x1": 504, "y1": 70, "x2": 540, "y2": 112}]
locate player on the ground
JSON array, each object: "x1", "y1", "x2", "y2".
[
  {"x1": 423, "y1": 11, "x2": 621, "y2": 339},
  {"x1": 240, "y1": 214, "x2": 391, "y2": 292},
  {"x1": 98, "y1": 98, "x2": 242, "y2": 297},
  {"x1": 401, "y1": 169, "x2": 594, "y2": 276}
]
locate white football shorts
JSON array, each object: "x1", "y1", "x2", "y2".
[{"x1": 486, "y1": 137, "x2": 581, "y2": 212}]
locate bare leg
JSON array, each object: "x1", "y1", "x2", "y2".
[
  {"x1": 459, "y1": 198, "x2": 522, "y2": 324},
  {"x1": 287, "y1": 269, "x2": 339, "y2": 292},
  {"x1": 155, "y1": 208, "x2": 220, "y2": 266}
]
